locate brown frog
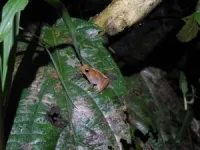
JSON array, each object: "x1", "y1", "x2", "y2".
[{"x1": 79, "y1": 64, "x2": 109, "y2": 92}]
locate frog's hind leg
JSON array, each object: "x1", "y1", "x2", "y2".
[{"x1": 89, "y1": 83, "x2": 94, "y2": 88}]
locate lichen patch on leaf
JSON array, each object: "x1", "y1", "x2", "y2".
[
  {"x1": 20, "y1": 73, "x2": 45, "y2": 113},
  {"x1": 72, "y1": 96, "x2": 94, "y2": 126},
  {"x1": 21, "y1": 143, "x2": 32, "y2": 150},
  {"x1": 66, "y1": 56, "x2": 81, "y2": 67},
  {"x1": 86, "y1": 28, "x2": 99, "y2": 38},
  {"x1": 104, "y1": 106, "x2": 131, "y2": 145},
  {"x1": 42, "y1": 94, "x2": 56, "y2": 107}
]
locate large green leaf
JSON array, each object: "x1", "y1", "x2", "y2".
[{"x1": 6, "y1": 18, "x2": 131, "y2": 149}]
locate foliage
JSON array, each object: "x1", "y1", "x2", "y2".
[
  {"x1": 176, "y1": 13, "x2": 199, "y2": 42},
  {"x1": 6, "y1": 18, "x2": 131, "y2": 149},
  {"x1": 0, "y1": 0, "x2": 28, "y2": 91},
  {"x1": 0, "y1": 0, "x2": 28, "y2": 149},
  {"x1": 176, "y1": 0, "x2": 200, "y2": 42}
]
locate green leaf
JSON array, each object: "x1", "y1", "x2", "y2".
[
  {"x1": 176, "y1": 13, "x2": 199, "y2": 42},
  {"x1": 195, "y1": 11, "x2": 200, "y2": 25},
  {"x1": 179, "y1": 72, "x2": 188, "y2": 95},
  {"x1": 179, "y1": 72, "x2": 191, "y2": 110},
  {"x1": 1, "y1": 12, "x2": 21, "y2": 92},
  {"x1": 1, "y1": 0, "x2": 27, "y2": 98},
  {"x1": 0, "y1": 0, "x2": 28, "y2": 93},
  {"x1": 0, "y1": 0, "x2": 28, "y2": 42},
  {"x1": 6, "y1": 18, "x2": 131, "y2": 149}
]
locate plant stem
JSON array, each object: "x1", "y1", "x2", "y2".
[
  {"x1": 184, "y1": 96, "x2": 187, "y2": 110},
  {"x1": 44, "y1": 0, "x2": 83, "y2": 63},
  {"x1": 175, "y1": 110, "x2": 192, "y2": 143}
]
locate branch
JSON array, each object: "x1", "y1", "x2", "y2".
[{"x1": 91, "y1": 0, "x2": 162, "y2": 35}]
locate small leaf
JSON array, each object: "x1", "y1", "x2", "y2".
[
  {"x1": 195, "y1": 11, "x2": 200, "y2": 25},
  {"x1": 182, "y1": 14, "x2": 193, "y2": 22},
  {"x1": 176, "y1": 13, "x2": 199, "y2": 42},
  {"x1": 179, "y1": 72, "x2": 188, "y2": 95}
]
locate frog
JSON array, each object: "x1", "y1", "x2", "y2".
[{"x1": 79, "y1": 64, "x2": 109, "y2": 92}]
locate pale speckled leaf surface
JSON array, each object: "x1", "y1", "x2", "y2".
[{"x1": 6, "y1": 18, "x2": 131, "y2": 149}]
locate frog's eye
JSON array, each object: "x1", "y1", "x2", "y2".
[{"x1": 85, "y1": 69, "x2": 89, "y2": 73}]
